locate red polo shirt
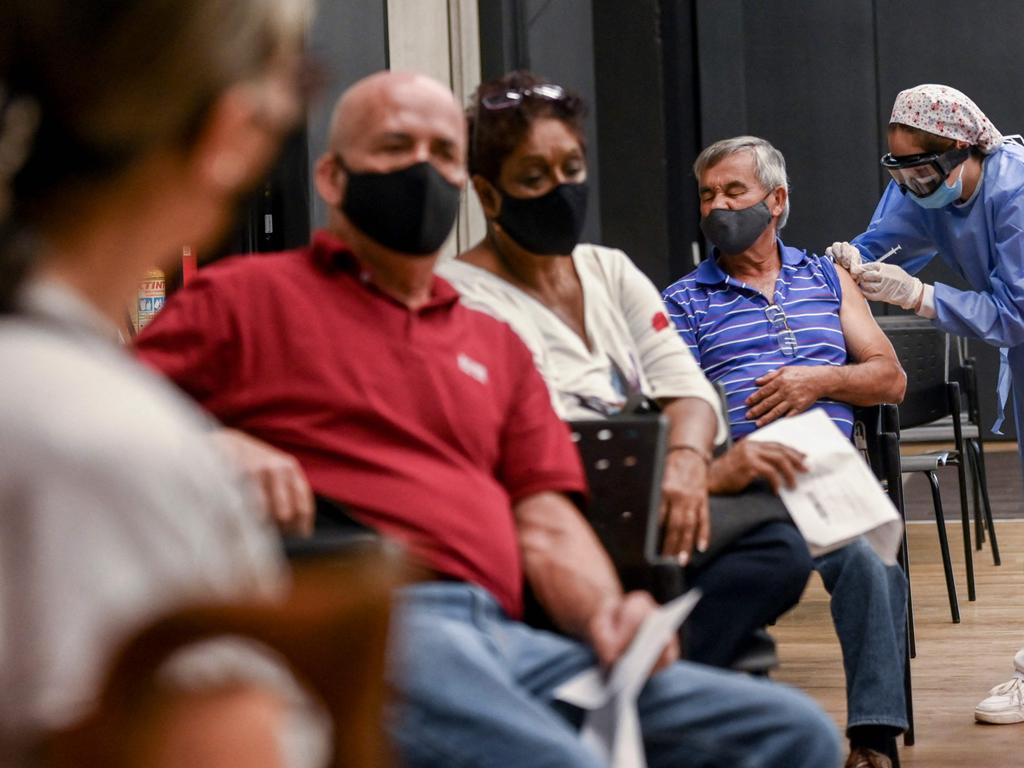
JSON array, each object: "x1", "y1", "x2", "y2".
[{"x1": 135, "y1": 230, "x2": 585, "y2": 617}]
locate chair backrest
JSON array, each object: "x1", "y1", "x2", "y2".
[
  {"x1": 877, "y1": 316, "x2": 950, "y2": 429},
  {"x1": 853, "y1": 403, "x2": 904, "y2": 512},
  {"x1": 568, "y1": 414, "x2": 667, "y2": 570},
  {"x1": 41, "y1": 549, "x2": 407, "y2": 768}
]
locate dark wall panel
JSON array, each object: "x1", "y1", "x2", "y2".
[
  {"x1": 592, "y1": 0, "x2": 672, "y2": 285},
  {"x1": 875, "y1": 0, "x2": 1024, "y2": 158},
  {"x1": 212, "y1": 1, "x2": 387, "y2": 258},
  {"x1": 477, "y1": 0, "x2": 602, "y2": 244},
  {"x1": 306, "y1": 0, "x2": 389, "y2": 229},
  {"x1": 696, "y1": 0, "x2": 879, "y2": 256},
  {"x1": 695, "y1": 0, "x2": 747, "y2": 146},
  {"x1": 478, "y1": 0, "x2": 527, "y2": 80},
  {"x1": 660, "y1": 0, "x2": 704, "y2": 283},
  {"x1": 521, "y1": 0, "x2": 602, "y2": 244}
]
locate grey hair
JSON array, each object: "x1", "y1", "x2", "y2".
[{"x1": 693, "y1": 136, "x2": 790, "y2": 230}]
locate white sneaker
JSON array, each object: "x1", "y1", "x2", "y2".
[{"x1": 975, "y1": 649, "x2": 1024, "y2": 725}]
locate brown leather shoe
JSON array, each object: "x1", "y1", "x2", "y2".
[{"x1": 845, "y1": 748, "x2": 893, "y2": 768}]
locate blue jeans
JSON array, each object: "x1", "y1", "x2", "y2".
[
  {"x1": 685, "y1": 521, "x2": 813, "y2": 667},
  {"x1": 814, "y1": 537, "x2": 908, "y2": 732},
  {"x1": 387, "y1": 582, "x2": 841, "y2": 768}
]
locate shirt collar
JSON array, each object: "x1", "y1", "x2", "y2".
[
  {"x1": 309, "y1": 228, "x2": 460, "y2": 310},
  {"x1": 694, "y1": 237, "x2": 806, "y2": 286}
]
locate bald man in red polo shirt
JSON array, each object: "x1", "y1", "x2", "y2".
[{"x1": 135, "y1": 71, "x2": 840, "y2": 767}]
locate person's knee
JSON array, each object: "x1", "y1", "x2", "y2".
[
  {"x1": 733, "y1": 523, "x2": 812, "y2": 606},
  {"x1": 831, "y1": 539, "x2": 906, "y2": 593},
  {"x1": 767, "y1": 523, "x2": 815, "y2": 593},
  {"x1": 772, "y1": 685, "x2": 844, "y2": 767},
  {"x1": 387, "y1": 611, "x2": 491, "y2": 700}
]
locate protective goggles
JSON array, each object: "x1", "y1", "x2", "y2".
[
  {"x1": 880, "y1": 146, "x2": 970, "y2": 198},
  {"x1": 479, "y1": 84, "x2": 566, "y2": 111}
]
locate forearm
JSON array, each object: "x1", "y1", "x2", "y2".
[
  {"x1": 658, "y1": 397, "x2": 719, "y2": 455},
  {"x1": 820, "y1": 357, "x2": 907, "y2": 405},
  {"x1": 516, "y1": 492, "x2": 623, "y2": 640}
]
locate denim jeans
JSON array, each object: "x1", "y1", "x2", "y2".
[
  {"x1": 387, "y1": 582, "x2": 841, "y2": 768},
  {"x1": 684, "y1": 521, "x2": 814, "y2": 667},
  {"x1": 814, "y1": 537, "x2": 909, "y2": 732}
]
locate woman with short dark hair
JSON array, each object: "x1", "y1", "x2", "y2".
[{"x1": 439, "y1": 70, "x2": 814, "y2": 672}]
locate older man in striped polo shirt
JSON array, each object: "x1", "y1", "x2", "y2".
[{"x1": 663, "y1": 136, "x2": 910, "y2": 768}]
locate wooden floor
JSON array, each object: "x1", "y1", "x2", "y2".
[{"x1": 774, "y1": 520, "x2": 1024, "y2": 767}]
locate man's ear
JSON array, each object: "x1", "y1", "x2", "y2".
[
  {"x1": 315, "y1": 152, "x2": 345, "y2": 208},
  {"x1": 770, "y1": 186, "x2": 788, "y2": 219},
  {"x1": 473, "y1": 175, "x2": 501, "y2": 219}
]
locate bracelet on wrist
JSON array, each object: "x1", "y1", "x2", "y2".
[{"x1": 666, "y1": 443, "x2": 712, "y2": 465}]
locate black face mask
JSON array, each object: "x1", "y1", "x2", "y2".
[
  {"x1": 496, "y1": 181, "x2": 588, "y2": 255},
  {"x1": 339, "y1": 159, "x2": 461, "y2": 255},
  {"x1": 699, "y1": 197, "x2": 773, "y2": 255}
]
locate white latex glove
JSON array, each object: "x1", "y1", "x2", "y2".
[
  {"x1": 825, "y1": 241, "x2": 864, "y2": 276},
  {"x1": 858, "y1": 261, "x2": 925, "y2": 310}
]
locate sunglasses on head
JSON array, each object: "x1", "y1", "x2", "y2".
[
  {"x1": 471, "y1": 84, "x2": 569, "y2": 175},
  {"x1": 478, "y1": 84, "x2": 566, "y2": 111},
  {"x1": 879, "y1": 145, "x2": 970, "y2": 198}
]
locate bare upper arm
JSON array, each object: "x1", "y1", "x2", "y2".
[{"x1": 835, "y1": 265, "x2": 900, "y2": 366}]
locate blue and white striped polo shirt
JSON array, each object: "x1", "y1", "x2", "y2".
[{"x1": 662, "y1": 240, "x2": 853, "y2": 441}]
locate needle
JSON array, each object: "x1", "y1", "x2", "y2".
[{"x1": 875, "y1": 244, "x2": 902, "y2": 264}]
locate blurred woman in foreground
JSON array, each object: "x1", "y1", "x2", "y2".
[{"x1": 0, "y1": 0, "x2": 310, "y2": 763}]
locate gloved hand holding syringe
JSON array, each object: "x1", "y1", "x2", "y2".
[{"x1": 824, "y1": 242, "x2": 901, "y2": 276}]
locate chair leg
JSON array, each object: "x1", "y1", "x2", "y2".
[
  {"x1": 952, "y1": 459, "x2": 976, "y2": 601},
  {"x1": 889, "y1": 448, "x2": 915, "y2": 659},
  {"x1": 903, "y1": 620, "x2": 915, "y2": 747},
  {"x1": 968, "y1": 439, "x2": 1001, "y2": 566},
  {"x1": 925, "y1": 471, "x2": 960, "y2": 623},
  {"x1": 898, "y1": 523, "x2": 916, "y2": 658},
  {"x1": 969, "y1": 444, "x2": 984, "y2": 549}
]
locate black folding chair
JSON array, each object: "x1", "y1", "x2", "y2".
[
  {"x1": 896, "y1": 334, "x2": 1000, "y2": 565},
  {"x1": 282, "y1": 495, "x2": 381, "y2": 561},
  {"x1": 878, "y1": 316, "x2": 975, "y2": 612},
  {"x1": 568, "y1": 414, "x2": 784, "y2": 675},
  {"x1": 568, "y1": 415, "x2": 670, "y2": 575},
  {"x1": 853, "y1": 403, "x2": 915, "y2": 747}
]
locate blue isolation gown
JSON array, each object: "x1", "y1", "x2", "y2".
[{"x1": 852, "y1": 140, "x2": 1024, "y2": 477}]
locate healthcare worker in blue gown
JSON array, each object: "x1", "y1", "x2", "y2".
[
  {"x1": 828, "y1": 83, "x2": 1024, "y2": 728},
  {"x1": 829, "y1": 84, "x2": 1024, "y2": 468}
]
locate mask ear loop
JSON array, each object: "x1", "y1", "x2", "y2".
[{"x1": 947, "y1": 162, "x2": 965, "y2": 189}]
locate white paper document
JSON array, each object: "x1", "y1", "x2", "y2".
[
  {"x1": 553, "y1": 590, "x2": 701, "y2": 768},
  {"x1": 746, "y1": 408, "x2": 902, "y2": 564}
]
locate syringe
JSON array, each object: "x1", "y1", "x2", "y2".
[{"x1": 875, "y1": 244, "x2": 902, "y2": 264}]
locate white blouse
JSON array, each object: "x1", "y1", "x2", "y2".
[{"x1": 439, "y1": 243, "x2": 726, "y2": 442}]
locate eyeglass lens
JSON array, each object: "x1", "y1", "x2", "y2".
[{"x1": 764, "y1": 305, "x2": 798, "y2": 357}]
